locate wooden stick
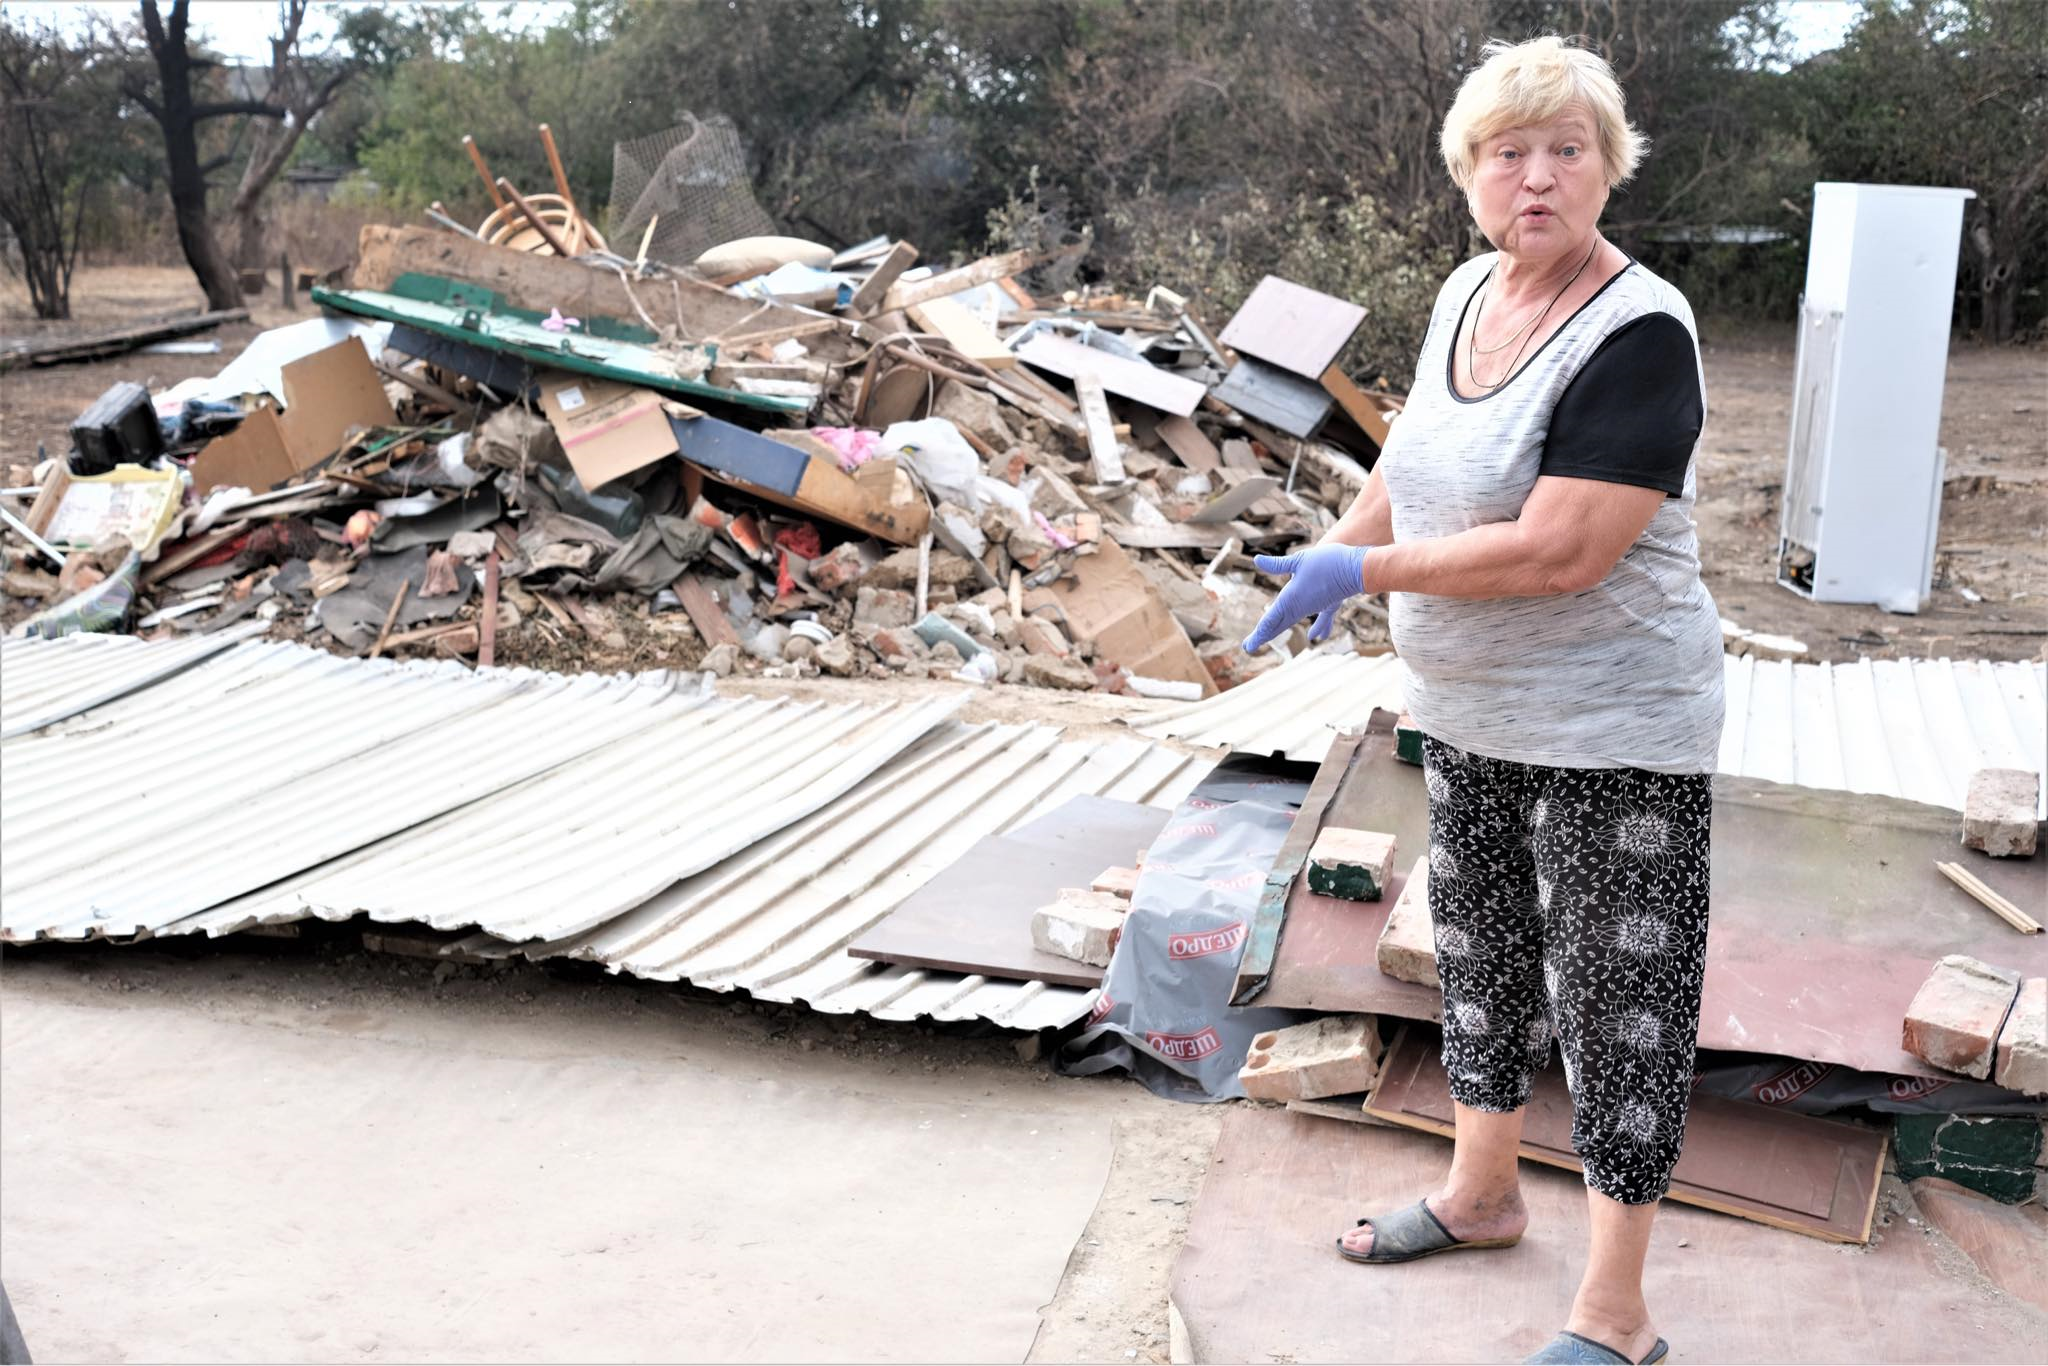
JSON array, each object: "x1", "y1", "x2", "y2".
[
  {"x1": 462, "y1": 136, "x2": 505, "y2": 208},
  {"x1": 635, "y1": 215, "x2": 658, "y2": 271},
  {"x1": 495, "y1": 178, "x2": 573, "y2": 257},
  {"x1": 479, "y1": 549, "x2": 500, "y2": 668},
  {"x1": 537, "y1": 123, "x2": 575, "y2": 208},
  {"x1": 1936, "y1": 861, "x2": 2042, "y2": 933},
  {"x1": 371, "y1": 581, "x2": 410, "y2": 658}
]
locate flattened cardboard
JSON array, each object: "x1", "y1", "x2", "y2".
[
  {"x1": 1027, "y1": 536, "x2": 1216, "y2": 696},
  {"x1": 192, "y1": 337, "x2": 397, "y2": 494},
  {"x1": 538, "y1": 374, "x2": 679, "y2": 491}
]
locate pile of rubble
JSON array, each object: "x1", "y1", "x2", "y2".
[{"x1": 4, "y1": 218, "x2": 1404, "y2": 696}]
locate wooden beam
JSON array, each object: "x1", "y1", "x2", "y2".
[
  {"x1": 881, "y1": 248, "x2": 1042, "y2": 313},
  {"x1": 1074, "y1": 373, "x2": 1125, "y2": 484},
  {"x1": 1320, "y1": 363, "x2": 1392, "y2": 448},
  {"x1": 674, "y1": 573, "x2": 739, "y2": 648},
  {"x1": 846, "y1": 241, "x2": 918, "y2": 318},
  {"x1": 0, "y1": 309, "x2": 249, "y2": 373}
]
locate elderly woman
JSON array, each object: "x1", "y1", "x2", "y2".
[{"x1": 1242, "y1": 35, "x2": 1721, "y2": 1366}]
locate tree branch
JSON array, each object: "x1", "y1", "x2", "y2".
[{"x1": 193, "y1": 99, "x2": 289, "y2": 121}]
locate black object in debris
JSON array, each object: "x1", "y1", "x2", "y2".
[{"x1": 69, "y1": 381, "x2": 163, "y2": 475}]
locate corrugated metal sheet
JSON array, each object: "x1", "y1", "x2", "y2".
[
  {"x1": 163, "y1": 693, "x2": 964, "y2": 944},
  {"x1": 1, "y1": 639, "x2": 686, "y2": 941},
  {"x1": 1135, "y1": 646, "x2": 2047, "y2": 817},
  {"x1": 525, "y1": 720, "x2": 1214, "y2": 1029},
  {"x1": 1721, "y1": 653, "x2": 2047, "y2": 818},
  {"x1": 1135, "y1": 648, "x2": 1404, "y2": 761},
  {"x1": 0, "y1": 625, "x2": 265, "y2": 740}
]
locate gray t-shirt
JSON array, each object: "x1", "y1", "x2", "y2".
[{"x1": 1380, "y1": 252, "x2": 1724, "y2": 775}]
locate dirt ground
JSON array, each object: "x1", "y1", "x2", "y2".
[
  {"x1": 1, "y1": 938, "x2": 1219, "y2": 1364},
  {"x1": 5, "y1": 265, "x2": 2044, "y2": 664}
]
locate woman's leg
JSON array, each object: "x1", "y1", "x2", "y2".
[
  {"x1": 1568, "y1": 1192, "x2": 1660, "y2": 1361},
  {"x1": 1342, "y1": 738, "x2": 1545, "y2": 1256},
  {"x1": 1534, "y1": 765, "x2": 1713, "y2": 1357}
]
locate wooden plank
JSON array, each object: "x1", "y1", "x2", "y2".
[
  {"x1": 673, "y1": 573, "x2": 738, "y2": 648},
  {"x1": 1366, "y1": 1026, "x2": 1887, "y2": 1242},
  {"x1": 1186, "y1": 475, "x2": 1281, "y2": 524},
  {"x1": 1319, "y1": 363, "x2": 1392, "y2": 448},
  {"x1": 350, "y1": 224, "x2": 819, "y2": 345},
  {"x1": 141, "y1": 520, "x2": 252, "y2": 587},
  {"x1": 0, "y1": 309, "x2": 248, "y2": 373},
  {"x1": 478, "y1": 548, "x2": 500, "y2": 668},
  {"x1": 1218, "y1": 275, "x2": 1365, "y2": 380},
  {"x1": 880, "y1": 248, "x2": 1042, "y2": 314},
  {"x1": 906, "y1": 295, "x2": 1013, "y2": 370},
  {"x1": 845, "y1": 241, "x2": 918, "y2": 318},
  {"x1": 1232, "y1": 729, "x2": 1364, "y2": 1003},
  {"x1": 1014, "y1": 334, "x2": 1206, "y2": 417},
  {"x1": 1155, "y1": 415, "x2": 1222, "y2": 474},
  {"x1": 1074, "y1": 373, "x2": 1125, "y2": 484},
  {"x1": 1106, "y1": 521, "x2": 1284, "y2": 551}
]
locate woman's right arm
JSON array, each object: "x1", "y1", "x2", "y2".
[{"x1": 1320, "y1": 466, "x2": 1394, "y2": 548}]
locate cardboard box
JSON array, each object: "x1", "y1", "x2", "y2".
[
  {"x1": 191, "y1": 336, "x2": 397, "y2": 494},
  {"x1": 537, "y1": 374, "x2": 679, "y2": 491},
  {"x1": 1028, "y1": 536, "x2": 1216, "y2": 696}
]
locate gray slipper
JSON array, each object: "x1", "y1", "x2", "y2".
[
  {"x1": 1334, "y1": 1198, "x2": 1522, "y2": 1264},
  {"x1": 1524, "y1": 1330, "x2": 1669, "y2": 1364}
]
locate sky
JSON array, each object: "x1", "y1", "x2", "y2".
[{"x1": 25, "y1": 0, "x2": 1866, "y2": 65}]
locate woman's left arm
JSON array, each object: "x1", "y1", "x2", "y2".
[{"x1": 1361, "y1": 475, "x2": 1663, "y2": 600}]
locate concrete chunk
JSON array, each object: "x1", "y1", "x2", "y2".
[
  {"x1": 1903, "y1": 954, "x2": 2023, "y2": 1079},
  {"x1": 1375, "y1": 858, "x2": 1437, "y2": 989},
  {"x1": 1994, "y1": 977, "x2": 2047, "y2": 1096},
  {"x1": 1030, "y1": 888, "x2": 1127, "y2": 966},
  {"x1": 1963, "y1": 768, "x2": 2040, "y2": 858},
  {"x1": 1305, "y1": 827, "x2": 1398, "y2": 901},
  {"x1": 1239, "y1": 1014, "x2": 1384, "y2": 1102}
]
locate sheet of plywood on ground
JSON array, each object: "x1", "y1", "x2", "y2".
[
  {"x1": 1170, "y1": 1108, "x2": 2047, "y2": 1365},
  {"x1": 350, "y1": 225, "x2": 830, "y2": 345},
  {"x1": 905, "y1": 297, "x2": 1014, "y2": 370},
  {"x1": 1014, "y1": 334, "x2": 1206, "y2": 417},
  {"x1": 846, "y1": 795, "x2": 1170, "y2": 988},
  {"x1": 1217, "y1": 275, "x2": 1366, "y2": 380},
  {"x1": 1366, "y1": 1025, "x2": 1885, "y2": 1242},
  {"x1": 1252, "y1": 712, "x2": 2048, "y2": 1077}
]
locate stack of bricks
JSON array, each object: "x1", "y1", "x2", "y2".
[{"x1": 1901, "y1": 954, "x2": 2046, "y2": 1096}]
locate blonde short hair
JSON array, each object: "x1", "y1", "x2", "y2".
[{"x1": 1439, "y1": 36, "x2": 1648, "y2": 189}]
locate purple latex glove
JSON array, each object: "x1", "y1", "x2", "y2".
[{"x1": 1241, "y1": 544, "x2": 1370, "y2": 653}]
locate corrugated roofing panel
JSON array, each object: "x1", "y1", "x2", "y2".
[
  {"x1": 532, "y1": 720, "x2": 1214, "y2": 1028},
  {"x1": 1, "y1": 639, "x2": 685, "y2": 941},
  {"x1": 1133, "y1": 648, "x2": 1405, "y2": 761},
  {"x1": 0, "y1": 625, "x2": 264, "y2": 739},
  {"x1": 163, "y1": 693, "x2": 963, "y2": 944},
  {"x1": 1134, "y1": 647, "x2": 2045, "y2": 816}
]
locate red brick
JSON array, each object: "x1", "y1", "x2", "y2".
[
  {"x1": 1375, "y1": 859, "x2": 1437, "y2": 989},
  {"x1": 1903, "y1": 955, "x2": 2024, "y2": 1079},
  {"x1": 1239, "y1": 1015, "x2": 1383, "y2": 1102},
  {"x1": 1995, "y1": 977, "x2": 2047, "y2": 1096},
  {"x1": 1091, "y1": 866, "x2": 1140, "y2": 900}
]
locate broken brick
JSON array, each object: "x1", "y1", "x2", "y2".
[
  {"x1": 1994, "y1": 977, "x2": 2047, "y2": 1096},
  {"x1": 1031, "y1": 888, "x2": 1127, "y2": 966},
  {"x1": 1963, "y1": 768, "x2": 2040, "y2": 858},
  {"x1": 1021, "y1": 655, "x2": 1097, "y2": 691},
  {"x1": 1238, "y1": 1015, "x2": 1383, "y2": 1103},
  {"x1": 1091, "y1": 866, "x2": 1140, "y2": 900},
  {"x1": 1305, "y1": 827, "x2": 1397, "y2": 901},
  {"x1": 1903, "y1": 954, "x2": 2023, "y2": 1080},
  {"x1": 854, "y1": 584, "x2": 915, "y2": 629},
  {"x1": 809, "y1": 542, "x2": 870, "y2": 592},
  {"x1": 1375, "y1": 859, "x2": 1437, "y2": 989}
]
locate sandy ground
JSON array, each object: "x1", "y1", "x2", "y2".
[
  {"x1": 1, "y1": 939, "x2": 1219, "y2": 1364},
  {"x1": 4, "y1": 266, "x2": 2044, "y2": 664}
]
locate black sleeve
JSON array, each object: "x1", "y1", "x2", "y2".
[{"x1": 1540, "y1": 312, "x2": 1703, "y2": 497}]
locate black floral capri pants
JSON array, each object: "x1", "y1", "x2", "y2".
[{"x1": 1422, "y1": 736, "x2": 1713, "y2": 1205}]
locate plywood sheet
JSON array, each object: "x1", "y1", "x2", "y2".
[
  {"x1": 1367, "y1": 1026, "x2": 1885, "y2": 1241},
  {"x1": 1170, "y1": 1107, "x2": 2048, "y2": 1365},
  {"x1": 1218, "y1": 276, "x2": 1366, "y2": 380},
  {"x1": 1015, "y1": 334, "x2": 1206, "y2": 416},
  {"x1": 1254, "y1": 712, "x2": 2048, "y2": 1078},
  {"x1": 846, "y1": 795, "x2": 1170, "y2": 987}
]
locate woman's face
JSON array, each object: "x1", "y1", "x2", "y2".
[{"x1": 1466, "y1": 108, "x2": 1609, "y2": 264}]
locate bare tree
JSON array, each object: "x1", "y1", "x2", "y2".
[
  {"x1": 125, "y1": 0, "x2": 351, "y2": 309},
  {"x1": 0, "y1": 19, "x2": 113, "y2": 319}
]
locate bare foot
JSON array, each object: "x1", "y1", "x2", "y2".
[{"x1": 1337, "y1": 1185, "x2": 1528, "y2": 1258}]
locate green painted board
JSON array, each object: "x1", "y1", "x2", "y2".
[{"x1": 310, "y1": 284, "x2": 808, "y2": 417}]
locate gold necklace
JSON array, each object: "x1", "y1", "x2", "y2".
[{"x1": 1468, "y1": 240, "x2": 1600, "y2": 393}]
